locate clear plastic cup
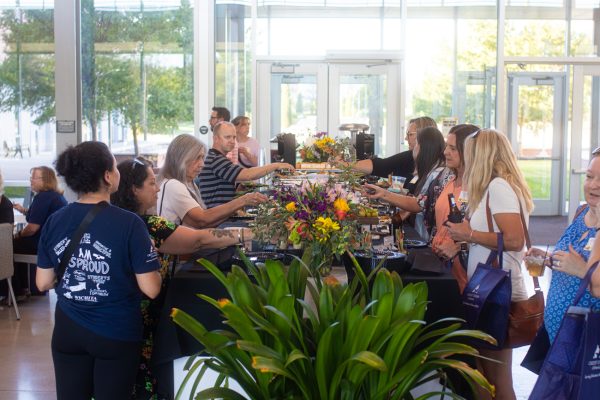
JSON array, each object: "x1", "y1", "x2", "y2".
[
  {"x1": 390, "y1": 176, "x2": 406, "y2": 193},
  {"x1": 524, "y1": 255, "x2": 545, "y2": 277}
]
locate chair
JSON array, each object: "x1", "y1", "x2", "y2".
[
  {"x1": 0, "y1": 224, "x2": 21, "y2": 320},
  {"x1": 13, "y1": 253, "x2": 37, "y2": 295}
]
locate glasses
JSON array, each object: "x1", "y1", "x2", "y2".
[{"x1": 592, "y1": 147, "x2": 600, "y2": 156}]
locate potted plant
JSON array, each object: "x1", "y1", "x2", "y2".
[{"x1": 171, "y1": 255, "x2": 495, "y2": 399}]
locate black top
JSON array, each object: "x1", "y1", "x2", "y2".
[
  {"x1": 0, "y1": 195, "x2": 14, "y2": 224},
  {"x1": 371, "y1": 150, "x2": 416, "y2": 193},
  {"x1": 371, "y1": 150, "x2": 414, "y2": 180}
]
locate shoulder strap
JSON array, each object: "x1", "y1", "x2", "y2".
[
  {"x1": 518, "y1": 201, "x2": 541, "y2": 291},
  {"x1": 159, "y1": 179, "x2": 170, "y2": 216},
  {"x1": 485, "y1": 192, "x2": 494, "y2": 233},
  {"x1": 573, "y1": 203, "x2": 589, "y2": 222},
  {"x1": 57, "y1": 202, "x2": 108, "y2": 283}
]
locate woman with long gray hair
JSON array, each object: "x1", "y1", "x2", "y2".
[{"x1": 157, "y1": 134, "x2": 266, "y2": 228}]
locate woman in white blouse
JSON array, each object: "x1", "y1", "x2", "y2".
[{"x1": 157, "y1": 134, "x2": 266, "y2": 228}]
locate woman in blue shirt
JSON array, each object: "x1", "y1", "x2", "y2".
[
  {"x1": 527, "y1": 148, "x2": 600, "y2": 343},
  {"x1": 12, "y1": 166, "x2": 67, "y2": 295},
  {"x1": 36, "y1": 142, "x2": 161, "y2": 400}
]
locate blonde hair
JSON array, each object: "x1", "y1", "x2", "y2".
[
  {"x1": 464, "y1": 129, "x2": 533, "y2": 216},
  {"x1": 31, "y1": 166, "x2": 63, "y2": 194}
]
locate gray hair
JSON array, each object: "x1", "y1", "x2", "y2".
[
  {"x1": 159, "y1": 134, "x2": 206, "y2": 183},
  {"x1": 213, "y1": 121, "x2": 235, "y2": 137}
]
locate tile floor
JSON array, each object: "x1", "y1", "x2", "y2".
[{"x1": 0, "y1": 269, "x2": 553, "y2": 400}]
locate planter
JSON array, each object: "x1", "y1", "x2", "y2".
[{"x1": 343, "y1": 250, "x2": 409, "y2": 282}]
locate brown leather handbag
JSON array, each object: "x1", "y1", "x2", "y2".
[{"x1": 485, "y1": 200, "x2": 544, "y2": 348}]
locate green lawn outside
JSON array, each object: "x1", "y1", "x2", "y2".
[{"x1": 518, "y1": 159, "x2": 551, "y2": 200}]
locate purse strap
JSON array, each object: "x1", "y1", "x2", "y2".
[
  {"x1": 57, "y1": 202, "x2": 108, "y2": 283},
  {"x1": 518, "y1": 202, "x2": 541, "y2": 291},
  {"x1": 159, "y1": 179, "x2": 170, "y2": 216},
  {"x1": 572, "y1": 260, "x2": 600, "y2": 306},
  {"x1": 485, "y1": 193, "x2": 504, "y2": 269}
]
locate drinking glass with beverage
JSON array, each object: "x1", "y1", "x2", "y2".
[{"x1": 524, "y1": 255, "x2": 545, "y2": 277}]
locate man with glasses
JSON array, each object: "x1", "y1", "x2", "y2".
[
  {"x1": 209, "y1": 106, "x2": 231, "y2": 131},
  {"x1": 197, "y1": 122, "x2": 294, "y2": 208}
]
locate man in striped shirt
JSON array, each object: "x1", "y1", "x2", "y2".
[{"x1": 197, "y1": 122, "x2": 295, "y2": 208}]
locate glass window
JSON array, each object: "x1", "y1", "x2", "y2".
[
  {"x1": 0, "y1": 2, "x2": 55, "y2": 183},
  {"x1": 215, "y1": 2, "x2": 252, "y2": 120},
  {"x1": 405, "y1": 6, "x2": 497, "y2": 128},
  {"x1": 80, "y1": 0, "x2": 194, "y2": 160}
]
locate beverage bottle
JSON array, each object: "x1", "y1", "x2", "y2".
[
  {"x1": 448, "y1": 193, "x2": 468, "y2": 259},
  {"x1": 391, "y1": 209, "x2": 405, "y2": 253},
  {"x1": 447, "y1": 193, "x2": 463, "y2": 223}
]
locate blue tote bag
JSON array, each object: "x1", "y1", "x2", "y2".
[
  {"x1": 529, "y1": 261, "x2": 600, "y2": 400},
  {"x1": 461, "y1": 233, "x2": 511, "y2": 348}
]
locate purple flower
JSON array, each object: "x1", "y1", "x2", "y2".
[{"x1": 295, "y1": 210, "x2": 309, "y2": 220}]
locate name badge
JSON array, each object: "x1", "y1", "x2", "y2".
[
  {"x1": 584, "y1": 237, "x2": 595, "y2": 252},
  {"x1": 409, "y1": 176, "x2": 418, "y2": 184}
]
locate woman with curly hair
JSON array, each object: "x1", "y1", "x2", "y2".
[
  {"x1": 37, "y1": 141, "x2": 162, "y2": 400},
  {"x1": 111, "y1": 157, "x2": 252, "y2": 399}
]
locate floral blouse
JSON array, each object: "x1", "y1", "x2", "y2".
[
  {"x1": 142, "y1": 215, "x2": 177, "y2": 279},
  {"x1": 415, "y1": 166, "x2": 454, "y2": 241}
]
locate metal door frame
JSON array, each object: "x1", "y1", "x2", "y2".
[
  {"x1": 255, "y1": 57, "x2": 401, "y2": 161},
  {"x1": 569, "y1": 65, "x2": 600, "y2": 219},
  {"x1": 506, "y1": 71, "x2": 567, "y2": 216}
]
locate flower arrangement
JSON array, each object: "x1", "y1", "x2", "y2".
[
  {"x1": 299, "y1": 132, "x2": 353, "y2": 163},
  {"x1": 252, "y1": 180, "x2": 366, "y2": 275}
]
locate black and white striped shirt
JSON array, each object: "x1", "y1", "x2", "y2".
[{"x1": 197, "y1": 148, "x2": 243, "y2": 208}]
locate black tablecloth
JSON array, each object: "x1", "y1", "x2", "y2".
[{"x1": 152, "y1": 247, "x2": 464, "y2": 399}]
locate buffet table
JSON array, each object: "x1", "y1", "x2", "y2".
[{"x1": 151, "y1": 246, "x2": 464, "y2": 398}]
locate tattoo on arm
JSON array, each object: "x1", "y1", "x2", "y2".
[{"x1": 210, "y1": 229, "x2": 235, "y2": 239}]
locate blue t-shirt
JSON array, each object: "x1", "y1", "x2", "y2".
[
  {"x1": 545, "y1": 206, "x2": 600, "y2": 342},
  {"x1": 27, "y1": 190, "x2": 68, "y2": 243},
  {"x1": 38, "y1": 202, "x2": 160, "y2": 341}
]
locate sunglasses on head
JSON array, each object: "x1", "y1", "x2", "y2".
[
  {"x1": 592, "y1": 147, "x2": 600, "y2": 157},
  {"x1": 132, "y1": 158, "x2": 145, "y2": 169}
]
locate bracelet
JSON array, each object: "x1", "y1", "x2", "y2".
[{"x1": 469, "y1": 229, "x2": 474, "y2": 243}]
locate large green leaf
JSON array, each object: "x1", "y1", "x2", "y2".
[{"x1": 315, "y1": 322, "x2": 340, "y2": 399}]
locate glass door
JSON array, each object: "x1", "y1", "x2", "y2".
[
  {"x1": 256, "y1": 59, "x2": 400, "y2": 161},
  {"x1": 256, "y1": 61, "x2": 327, "y2": 158},
  {"x1": 507, "y1": 72, "x2": 567, "y2": 216},
  {"x1": 569, "y1": 65, "x2": 600, "y2": 219},
  {"x1": 328, "y1": 63, "x2": 400, "y2": 157}
]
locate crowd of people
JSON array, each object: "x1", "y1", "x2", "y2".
[{"x1": 2, "y1": 104, "x2": 600, "y2": 400}]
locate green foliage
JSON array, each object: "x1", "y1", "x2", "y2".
[{"x1": 172, "y1": 256, "x2": 495, "y2": 399}]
